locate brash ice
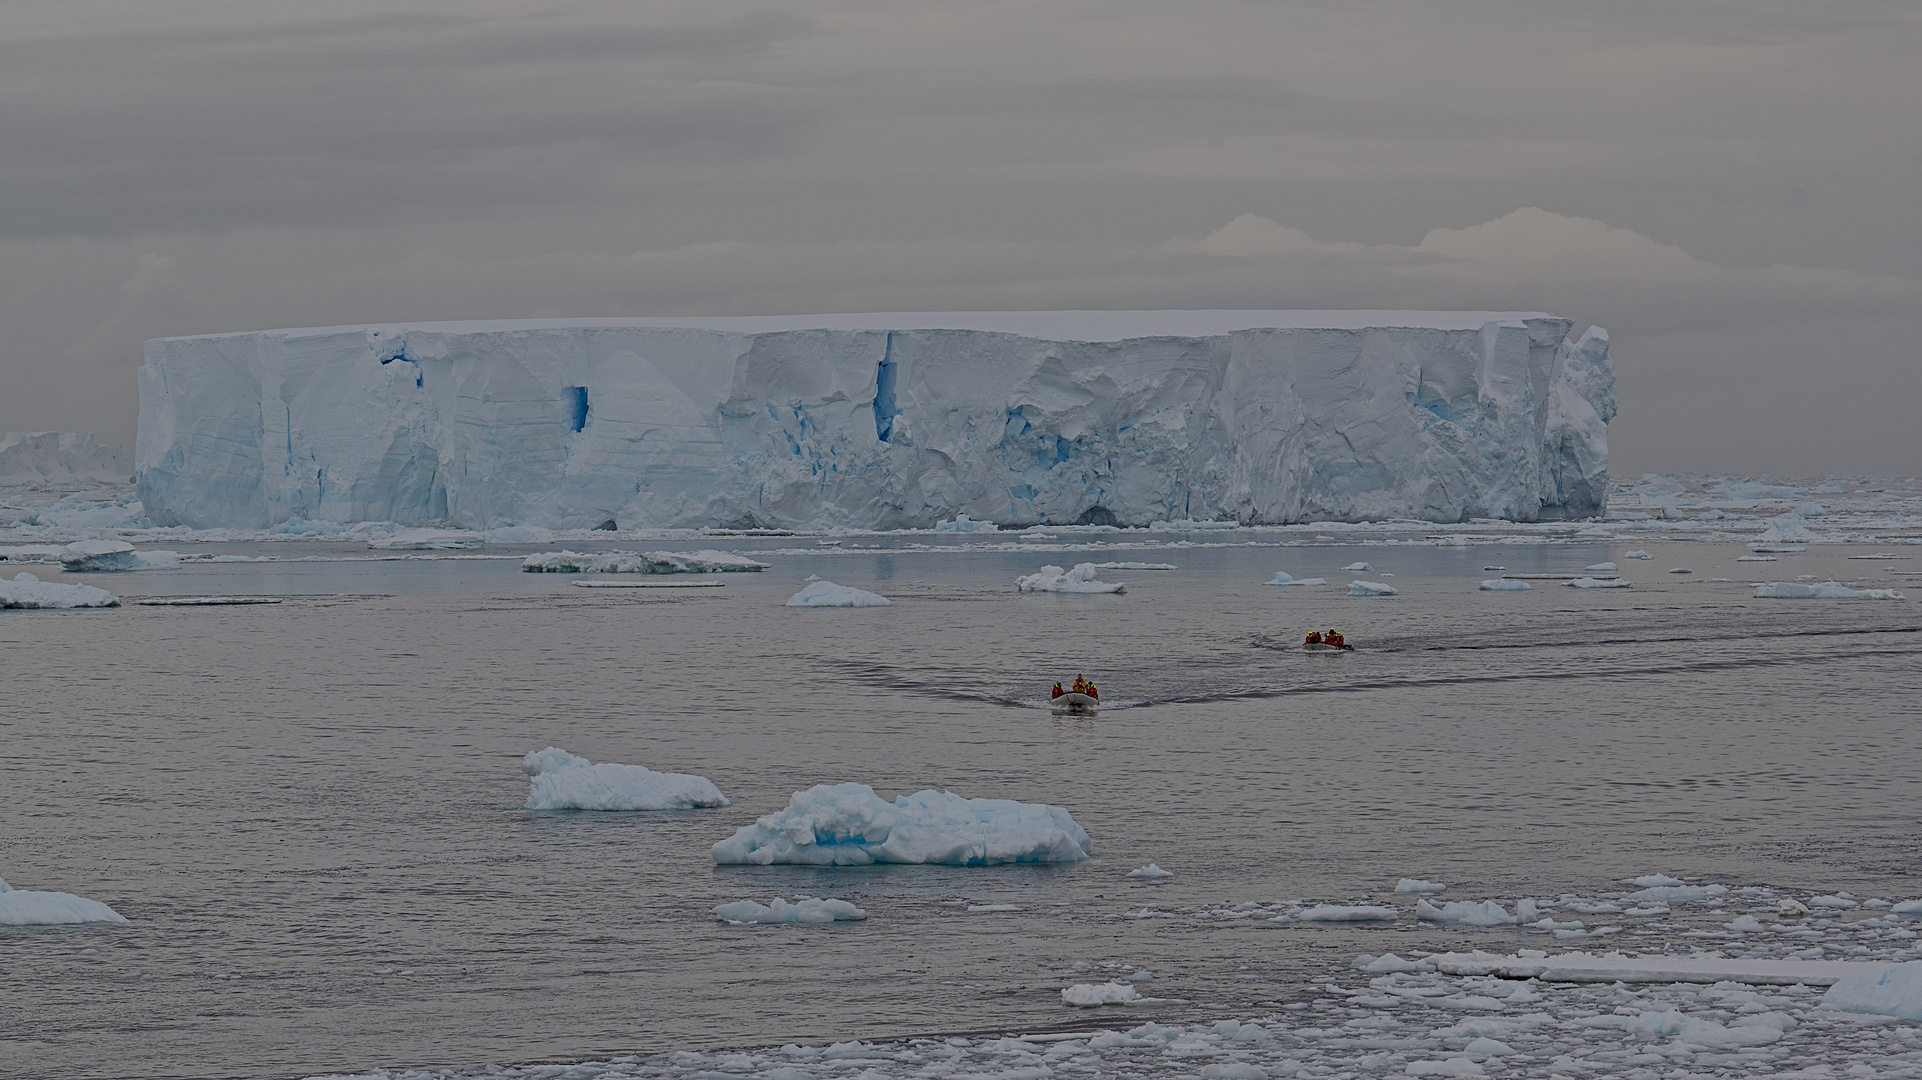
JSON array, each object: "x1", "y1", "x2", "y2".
[{"x1": 133, "y1": 311, "x2": 1613, "y2": 530}]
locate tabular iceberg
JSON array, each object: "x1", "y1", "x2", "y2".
[{"x1": 135, "y1": 311, "x2": 1612, "y2": 530}]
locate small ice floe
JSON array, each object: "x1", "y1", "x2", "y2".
[
  {"x1": 1016, "y1": 563, "x2": 1126, "y2": 594},
  {"x1": 1265, "y1": 572, "x2": 1325, "y2": 586},
  {"x1": 1396, "y1": 879, "x2": 1448, "y2": 894},
  {"x1": 1417, "y1": 899, "x2": 1518, "y2": 926},
  {"x1": 1780, "y1": 898, "x2": 1812, "y2": 917},
  {"x1": 1625, "y1": 883, "x2": 1728, "y2": 904},
  {"x1": 0, "y1": 872, "x2": 128, "y2": 926},
  {"x1": 966, "y1": 904, "x2": 1022, "y2": 913},
  {"x1": 1128, "y1": 864, "x2": 1174, "y2": 880},
  {"x1": 1565, "y1": 576, "x2": 1631, "y2": 589},
  {"x1": 934, "y1": 513, "x2": 996, "y2": 533},
  {"x1": 1482, "y1": 565, "x2": 1506, "y2": 571},
  {"x1": 1354, "y1": 952, "x2": 1436, "y2": 973},
  {"x1": 785, "y1": 581, "x2": 890, "y2": 607},
  {"x1": 1062, "y1": 981, "x2": 1141, "y2": 1007},
  {"x1": 367, "y1": 529, "x2": 484, "y2": 550},
  {"x1": 1478, "y1": 579, "x2": 1528, "y2": 591},
  {"x1": 521, "y1": 747, "x2": 729, "y2": 811},
  {"x1": 1341, "y1": 561, "x2": 1373, "y2": 572},
  {"x1": 1669, "y1": 567, "x2": 1693, "y2": 574},
  {"x1": 1623, "y1": 550, "x2": 1653, "y2": 559},
  {"x1": 1725, "y1": 914, "x2": 1767, "y2": 932},
  {"x1": 0, "y1": 572, "x2": 119, "y2": 609},
  {"x1": 1585, "y1": 561, "x2": 1618, "y2": 573},
  {"x1": 1298, "y1": 904, "x2": 1398, "y2": 923},
  {"x1": 1754, "y1": 581, "x2": 1905, "y2": 600},
  {"x1": 712, "y1": 783, "x2": 1091, "y2": 866},
  {"x1": 521, "y1": 550, "x2": 769, "y2": 574},
  {"x1": 1823, "y1": 959, "x2": 1922, "y2": 1021},
  {"x1": 1348, "y1": 579, "x2": 1397, "y2": 596},
  {"x1": 1093, "y1": 562, "x2": 1176, "y2": 570},
  {"x1": 713, "y1": 897, "x2": 867, "y2": 925},
  {"x1": 134, "y1": 596, "x2": 283, "y2": 606},
  {"x1": 1431, "y1": 949, "x2": 1880, "y2": 986},
  {"x1": 1894, "y1": 899, "x2": 1922, "y2": 916},
  {"x1": 1737, "y1": 554, "x2": 1777, "y2": 562},
  {"x1": 59, "y1": 540, "x2": 180, "y2": 571},
  {"x1": 1624, "y1": 874, "x2": 1684, "y2": 887}
]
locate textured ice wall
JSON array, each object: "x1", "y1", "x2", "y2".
[{"x1": 135, "y1": 311, "x2": 1612, "y2": 529}]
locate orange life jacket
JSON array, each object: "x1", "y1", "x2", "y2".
[{"x1": 1306, "y1": 632, "x2": 1322, "y2": 644}]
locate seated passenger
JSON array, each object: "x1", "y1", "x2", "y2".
[
  {"x1": 1327, "y1": 630, "x2": 1345, "y2": 648},
  {"x1": 1052, "y1": 682, "x2": 1064, "y2": 698},
  {"x1": 1086, "y1": 682, "x2": 1098, "y2": 698},
  {"x1": 1305, "y1": 631, "x2": 1323, "y2": 645}
]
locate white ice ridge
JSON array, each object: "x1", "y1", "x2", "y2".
[
  {"x1": 711, "y1": 783, "x2": 1093, "y2": 866},
  {"x1": 0, "y1": 871, "x2": 129, "y2": 926},
  {"x1": 521, "y1": 747, "x2": 728, "y2": 811},
  {"x1": 1016, "y1": 563, "x2": 1126, "y2": 594},
  {"x1": 713, "y1": 897, "x2": 867, "y2": 925},
  {"x1": 520, "y1": 549, "x2": 767, "y2": 574},
  {"x1": 135, "y1": 312, "x2": 1612, "y2": 530},
  {"x1": 0, "y1": 572, "x2": 120, "y2": 609},
  {"x1": 785, "y1": 581, "x2": 890, "y2": 607}
]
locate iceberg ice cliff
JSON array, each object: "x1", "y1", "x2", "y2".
[{"x1": 135, "y1": 311, "x2": 1612, "y2": 530}]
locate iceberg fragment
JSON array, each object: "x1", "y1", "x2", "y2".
[
  {"x1": 0, "y1": 572, "x2": 120, "y2": 609},
  {"x1": 521, "y1": 550, "x2": 768, "y2": 574},
  {"x1": 1622, "y1": 550, "x2": 1653, "y2": 559},
  {"x1": 786, "y1": 581, "x2": 890, "y2": 607},
  {"x1": 1397, "y1": 878, "x2": 1448, "y2": 894},
  {"x1": 1298, "y1": 904, "x2": 1399, "y2": 923},
  {"x1": 1417, "y1": 899, "x2": 1518, "y2": 926},
  {"x1": 1266, "y1": 572, "x2": 1324, "y2": 586},
  {"x1": 57, "y1": 540, "x2": 180, "y2": 572},
  {"x1": 1478, "y1": 579, "x2": 1529, "y2": 591},
  {"x1": 1016, "y1": 563, "x2": 1126, "y2": 594},
  {"x1": 713, "y1": 897, "x2": 867, "y2": 925},
  {"x1": 1348, "y1": 579, "x2": 1397, "y2": 596},
  {"x1": 933, "y1": 513, "x2": 997, "y2": 533},
  {"x1": 711, "y1": 783, "x2": 1092, "y2": 866},
  {"x1": 1063, "y1": 981, "x2": 1141, "y2": 1007},
  {"x1": 1565, "y1": 576, "x2": 1631, "y2": 589},
  {"x1": 521, "y1": 747, "x2": 728, "y2": 811},
  {"x1": 1128, "y1": 864, "x2": 1174, "y2": 879},
  {"x1": 1754, "y1": 581, "x2": 1905, "y2": 600},
  {"x1": 0, "y1": 872, "x2": 128, "y2": 926},
  {"x1": 1822, "y1": 961, "x2": 1922, "y2": 1021}
]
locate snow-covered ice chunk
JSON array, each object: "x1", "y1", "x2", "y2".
[
  {"x1": 0, "y1": 872, "x2": 128, "y2": 926},
  {"x1": 711, "y1": 783, "x2": 1092, "y2": 866},
  {"x1": 1299, "y1": 904, "x2": 1398, "y2": 923},
  {"x1": 1755, "y1": 515, "x2": 1820, "y2": 544},
  {"x1": 1417, "y1": 899, "x2": 1517, "y2": 926},
  {"x1": 1822, "y1": 961, "x2": 1922, "y2": 1021},
  {"x1": 1128, "y1": 864, "x2": 1174, "y2": 879},
  {"x1": 0, "y1": 572, "x2": 119, "y2": 609},
  {"x1": 1063, "y1": 981, "x2": 1141, "y2": 1007},
  {"x1": 1625, "y1": 883, "x2": 1727, "y2": 904},
  {"x1": 1894, "y1": 899, "x2": 1922, "y2": 916},
  {"x1": 713, "y1": 897, "x2": 867, "y2": 925},
  {"x1": 786, "y1": 581, "x2": 890, "y2": 607},
  {"x1": 1584, "y1": 561, "x2": 1618, "y2": 572},
  {"x1": 1358, "y1": 952, "x2": 1436, "y2": 973},
  {"x1": 1737, "y1": 553, "x2": 1776, "y2": 562},
  {"x1": 1755, "y1": 581, "x2": 1905, "y2": 600},
  {"x1": 522, "y1": 549, "x2": 768, "y2": 574},
  {"x1": 521, "y1": 747, "x2": 728, "y2": 811},
  {"x1": 1725, "y1": 914, "x2": 1766, "y2": 932},
  {"x1": 1565, "y1": 576, "x2": 1631, "y2": 589},
  {"x1": 1397, "y1": 878, "x2": 1448, "y2": 894},
  {"x1": 1341, "y1": 562, "x2": 1374, "y2": 572},
  {"x1": 1348, "y1": 579, "x2": 1397, "y2": 596},
  {"x1": 1623, "y1": 549, "x2": 1652, "y2": 559},
  {"x1": 56, "y1": 540, "x2": 180, "y2": 572},
  {"x1": 1016, "y1": 563, "x2": 1125, "y2": 594},
  {"x1": 1095, "y1": 561, "x2": 1176, "y2": 570},
  {"x1": 1478, "y1": 579, "x2": 1528, "y2": 591},
  {"x1": 1265, "y1": 572, "x2": 1324, "y2": 586},
  {"x1": 1625, "y1": 874, "x2": 1684, "y2": 887},
  {"x1": 934, "y1": 513, "x2": 997, "y2": 533}
]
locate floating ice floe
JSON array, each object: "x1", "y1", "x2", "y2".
[
  {"x1": 1565, "y1": 576, "x2": 1631, "y2": 589},
  {"x1": 0, "y1": 572, "x2": 119, "y2": 609},
  {"x1": 521, "y1": 747, "x2": 728, "y2": 811},
  {"x1": 1478, "y1": 579, "x2": 1528, "y2": 591},
  {"x1": 1355, "y1": 952, "x2": 1436, "y2": 973},
  {"x1": 56, "y1": 539, "x2": 180, "y2": 571},
  {"x1": 1824, "y1": 960, "x2": 1922, "y2": 1021},
  {"x1": 521, "y1": 550, "x2": 769, "y2": 574},
  {"x1": 1062, "y1": 981, "x2": 1141, "y2": 1007},
  {"x1": 1623, "y1": 550, "x2": 1652, "y2": 559},
  {"x1": 786, "y1": 581, "x2": 891, "y2": 607},
  {"x1": 1625, "y1": 883, "x2": 1728, "y2": 904},
  {"x1": 1737, "y1": 554, "x2": 1777, "y2": 562},
  {"x1": 0, "y1": 872, "x2": 128, "y2": 926},
  {"x1": 1299, "y1": 904, "x2": 1398, "y2": 923},
  {"x1": 1128, "y1": 864, "x2": 1174, "y2": 879},
  {"x1": 1433, "y1": 949, "x2": 1883, "y2": 986},
  {"x1": 1625, "y1": 874, "x2": 1684, "y2": 887},
  {"x1": 1016, "y1": 563, "x2": 1126, "y2": 594},
  {"x1": 1348, "y1": 579, "x2": 1397, "y2": 596},
  {"x1": 1397, "y1": 879, "x2": 1448, "y2": 894},
  {"x1": 1584, "y1": 561, "x2": 1618, "y2": 572},
  {"x1": 1754, "y1": 581, "x2": 1905, "y2": 600},
  {"x1": 713, "y1": 897, "x2": 866, "y2": 925},
  {"x1": 1341, "y1": 561, "x2": 1373, "y2": 572},
  {"x1": 367, "y1": 530, "x2": 484, "y2": 550},
  {"x1": 934, "y1": 514, "x2": 997, "y2": 533},
  {"x1": 1265, "y1": 572, "x2": 1325, "y2": 586},
  {"x1": 1754, "y1": 515, "x2": 1821, "y2": 545},
  {"x1": 1894, "y1": 899, "x2": 1922, "y2": 916},
  {"x1": 1094, "y1": 561, "x2": 1176, "y2": 570},
  {"x1": 1417, "y1": 899, "x2": 1519, "y2": 926},
  {"x1": 712, "y1": 783, "x2": 1092, "y2": 866}
]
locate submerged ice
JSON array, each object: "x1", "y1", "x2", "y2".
[
  {"x1": 711, "y1": 783, "x2": 1092, "y2": 866},
  {"x1": 135, "y1": 312, "x2": 1612, "y2": 530}
]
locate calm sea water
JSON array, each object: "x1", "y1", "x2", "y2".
[{"x1": 4, "y1": 536, "x2": 1919, "y2": 1079}]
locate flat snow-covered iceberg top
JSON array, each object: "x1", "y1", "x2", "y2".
[
  {"x1": 522, "y1": 747, "x2": 729, "y2": 811},
  {"x1": 711, "y1": 782, "x2": 1093, "y2": 866},
  {"x1": 136, "y1": 311, "x2": 1612, "y2": 530}
]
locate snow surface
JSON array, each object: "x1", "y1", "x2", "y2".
[
  {"x1": 1478, "y1": 579, "x2": 1529, "y2": 591},
  {"x1": 521, "y1": 550, "x2": 767, "y2": 574},
  {"x1": 0, "y1": 872, "x2": 128, "y2": 926},
  {"x1": 785, "y1": 581, "x2": 891, "y2": 607},
  {"x1": 0, "y1": 572, "x2": 119, "y2": 608},
  {"x1": 521, "y1": 747, "x2": 728, "y2": 811},
  {"x1": 136, "y1": 313, "x2": 1612, "y2": 530},
  {"x1": 1755, "y1": 581, "x2": 1906, "y2": 600},
  {"x1": 713, "y1": 897, "x2": 867, "y2": 925},
  {"x1": 711, "y1": 783, "x2": 1092, "y2": 866},
  {"x1": 1348, "y1": 579, "x2": 1398, "y2": 596},
  {"x1": 1017, "y1": 563, "x2": 1126, "y2": 594},
  {"x1": 1565, "y1": 576, "x2": 1631, "y2": 589}
]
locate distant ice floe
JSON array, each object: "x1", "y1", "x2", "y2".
[
  {"x1": 1129, "y1": 864, "x2": 1174, "y2": 880},
  {"x1": 711, "y1": 783, "x2": 1091, "y2": 866},
  {"x1": 1584, "y1": 561, "x2": 1618, "y2": 572},
  {"x1": 56, "y1": 540, "x2": 179, "y2": 571},
  {"x1": 1566, "y1": 576, "x2": 1631, "y2": 589},
  {"x1": 1094, "y1": 561, "x2": 1175, "y2": 570},
  {"x1": 786, "y1": 581, "x2": 890, "y2": 607},
  {"x1": 1397, "y1": 878, "x2": 1448, "y2": 894},
  {"x1": 1479, "y1": 579, "x2": 1529, "y2": 591},
  {"x1": 1265, "y1": 572, "x2": 1326, "y2": 586},
  {"x1": 521, "y1": 747, "x2": 728, "y2": 811},
  {"x1": 1754, "y1": 581, "x2": 1905, "y2": 600},
  {"x1": 1016, "y1": 563, "x2": 1126, "y2": 594},
  {"x1": 713, "y1": 897, "x2": 867, "y2": 925},
  {"x1": 1347, "y1": 579, "x2": 1397, "y2": 596},
  {"x1": 1299, "y1": 904, "x2": 1399, "y2": 923},
  {"x1": 521, "y1": 550, "x2": 769, "y2": 574},
  {"x1": 1623, "y1": 549, "x2": 1653, "y2": 559},
  {"x1": 1341, "y1": 561, "x2": 1373, "y2": 572},
  {"x1": 1062, "y1": 981, "x2": 1142, "y2": 1007},
  {"x1": 934, "y1": 514, "x2": 997, "y2": 533},
  {"x1": 366, "y1": 530, "x2": 484, "y2": 551},
  {"x1": 1418, "y1": 899, "x2": 1521, "y2": 927},
  {"x1": 0, "y1": 572, "x2": 119, "y2": 609},
  {"x1": 0, "y1": 872, "x2": 128, "y2": 926}
]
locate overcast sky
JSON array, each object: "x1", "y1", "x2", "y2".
[{"x1": 1, "y1": 0, "x2": 1916, "y2": 477}]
